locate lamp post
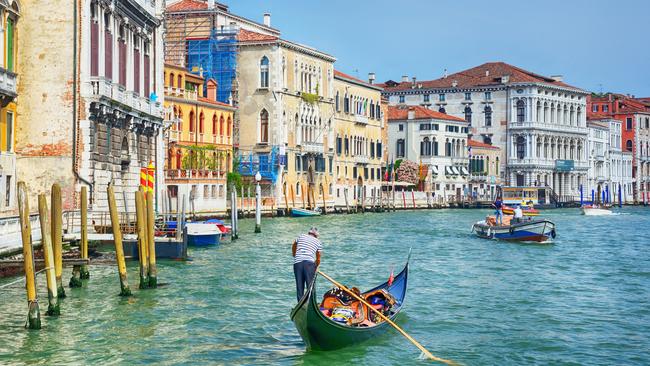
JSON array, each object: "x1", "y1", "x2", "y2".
[{"x1": 255, "y1": 171, "x2": 262, "y2": 233}]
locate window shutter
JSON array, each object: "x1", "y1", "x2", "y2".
[
  {"x1": 119, "y1": 40, "x2": 127, "y2": 86},
  {"x1": 105, "y1": 31, "x2": 113, "y2": 80},
  {"x1": 91, "y1": 22, "x2": 99, "y2": 76},
  {"x1": 134, "y1": 49, "x2": 140, "y2": 94},
  {"x1": 144, "y1": 54, "x2": 150, "y2": 97}
]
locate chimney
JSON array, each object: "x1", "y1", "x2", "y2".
[
  {"x1": 485, "y1": 70, "x2": 490, "y2": 77},
  {"x1": 501, "y1": 75, "x2": 510, "y2": 84},
  {"x1": 401, "y1": 75, "x2": 409, "y2": 83},
  {"x1": 443, "y1": 68, "x2": 448, "y2": 78},
  {"x1": 550, "y1": 75, "x2": 563, "y2": 82},
  {"x1": 368, "y1": 72, "x2": 376, "y2": 84},
  {"x1": 407, "y1": 107, "x2": 415, "y2": 120},
  {"x1": 412, "y1": 76, "x2": 416, "y2": 85},
  {"x1": 207, "y1": 79, "x2": 218, "y2": 101},
  {"x1": 451, "y1": 80, "x2": 458, "y2": 88},
  {"x1": 263, "y1": 13, "x2": 271, "y2": 27}
]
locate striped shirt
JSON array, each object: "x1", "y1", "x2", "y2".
[{"x1": 294, "y1": 234, "x2": 322, "y2": 264}]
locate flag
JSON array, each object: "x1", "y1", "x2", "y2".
[{"x1": 388, "y1": 266, "x2": 394, "y2": 286}]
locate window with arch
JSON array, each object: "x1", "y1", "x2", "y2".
[
  {"x1": 376, "y1": 104, "x2": 381, "y2": 119},
  {"x1": 396, "y1": 139, "x2": 405, "y2": 158},
  {"x1": 199, "y1": 112, "x2": 205, "y2": 134},
  {"x1": 626, "y1": 139, "x2": 633, "y2": 152},
  {"x1": 227, "y1": 116, "x2": 232, "y2": 137},
  {"x1": 464, "y1": 106, "x2": 472, "y2": 124},
  {"x1": 212, "y1": 114, "x2": 217, "y2": 136},
  {"x1": 496, "y1": 156, "x2": 499, "y2": 175},
  {"x1": 335, "y1": 91, "x2": 340, "y2": 111},
  {"x1": 177, "y1": 75, "x2": 183, "y2": 90},
  {"x1": 516, "y1": 136, "x2": 526, "y2": 159},
  {"x1": 170, "y1": 73, "x2": 175, "y2": 88},
  {"x1": 189, "y1": 110, "x2": 195, "y2": 133},
  {"x1": 219, "y1": 116, "x2": 225, "y2": 136},
  {"x1": 260, "y1": 56, "x2": 269, "y2": 88},
  {"x1": 484, "y1": 106, "x2": 492, "y2": 126},
  {"x1": 445, "y1": 139, "x2": 452, "y2": 156},
  {"x1": 260, "y1": 109, "x2": 269, "y2": 143},
  {"x1": 420, "y1": 137, "x2": 432, "y2": 156},
  {"x1": 344, "y1": 93, "x2": 349, "y2": 113},
  {"x1": 516, "y1": 100, "x2": 525, "y2": 123}
]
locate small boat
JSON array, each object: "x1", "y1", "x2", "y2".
[
  {"x1": 472, "y1": 216, "x2": 556, "y2": 242},
  {"x1": 290, "y1": 254, "x2": 409, "y2": 351},
  {"x1": 205, "y1": 219, "x2": 232, "y2": 236},
  {"x1": 185, "y1": 222, "x2": 222, "y2": 247},
  {"x1": 291, "y1": 208, "x2": 321, "y2": 217},
  {"x1": 581, "y1": 205, "x2": 613, "y2": 216},
  {"x1": 502, "y1": 204, "x2": 540, "y2": 216}
]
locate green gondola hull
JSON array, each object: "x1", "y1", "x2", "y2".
[{"x1": 290, "y1": 255, "x2": 410, "y2": 351}]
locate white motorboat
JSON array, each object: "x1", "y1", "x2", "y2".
[{"x1": 581, "y1": 206, "x2": 613, "y2": 216}]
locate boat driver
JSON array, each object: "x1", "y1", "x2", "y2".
[{"x1": 292, "y1": 227, "x2": 323, "y2": 302}]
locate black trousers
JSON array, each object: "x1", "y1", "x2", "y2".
[{"x1": 294, "y1": 260, "x2": 316, "y2": 302}]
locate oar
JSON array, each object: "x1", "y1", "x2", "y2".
[{"x1": 317, "y1": 270, "x2": 459, "y2": 365}]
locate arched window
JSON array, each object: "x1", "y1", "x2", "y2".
[
  {"x1": 296, "y1": 182, "x2": 301, "y2": 196},
  {"x1": 344, "y1": 93, "x2": 349, "y2": 113},
  {"x1": 177, "y1": 75, "x2": 183, "y2": 90},
  {"x1": 396, "y1": 139, "x2": 405, "y2": 158},
  {"x1": 219, "y1": 116, "x2": 225, "y2": 136},
  {"x1": 227, "y1": 116, "x2": 232, "y2": 137},
  {"x1": 177, "y1": 107, "x2": 183, "y2": 130},
  {"x1": 516, "y1": 100, "x2": 525, "y2": 123},
  {"x1": 516, "y1": 136, "x2": 526, "y2": 159},
  {"x1": 464, "y1": 106, "x2": 472, "y2": 124},
  {"x1": 445, "y1": 139, "x2": 452, "y2": 156},
  {"x1": 484, "y1": 106, "x2": 492, "y2": 127},
  {"x1": 376, "y1": 104, "x2": 381, "y2": 119},
  {"x1": 496, "y1": 157, "x2": 499, "y2": 175},
  {"x1": 420, "y1": 137, "x2": 431, "y2": 156},
  {"x1": 335, "y1": 91, "x2": 340, "y2": 111},
  {"x1": 626, "y1": 139, "x2": 633, "y2": 152},
  {"x1": 199, "y1": 112, "x2": 205, "y2": 134},
  {"x1": 260, "y1": 109, "x2": 269, "y2": 143},
  {"x1": 439, "y1": 107, "x2": 446, "y2": 114},
  {"x1": 170, "y1": 72, "x2": 175, "y2": 88},
  {"x1": 432, "y1": 138, "x2": 438, "y2": 156},
  {"x1": 189, "y1": 110, "x2": 195, "y2": 132},
  {"x1": 260, "y1": 56, "x2": 270, "y2": 88},
  {"x1": 212, "y1": 114, "x2": 217, "y2": 136},
  {"x1": 175, "y1": 150, "x2": 182, "y2": 169}
]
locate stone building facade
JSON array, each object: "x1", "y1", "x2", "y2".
[
  {"x1": 15, "y1": 0, "x2": 164, "y2": 212},
  {"x1": 163, "y1": 64, "x2": 235, "y2": 212},
  {"x1": 387, "y1": 105, "x2": 469, "y2": 202},
  {"x1": 332, "y1": 70, "x2": 385, "y2": 206},
  {"x1": 467, "y1": 139, "x2": 501, "y2": 201},
  {"x1": 0, "y1": 0, "x2": 18, "y2": 216},
  {"x1": 382, "y1": 62, "x2": 589, "y2": 201}
]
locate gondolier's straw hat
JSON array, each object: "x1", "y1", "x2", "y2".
[{"x1": 308, "y1": 227, "x2": 319, "y2": 238}]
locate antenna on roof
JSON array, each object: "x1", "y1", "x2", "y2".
[
  {"x1": 598, "y1": 83, "x2": 603, "y2": 95},
  {"x1": 443, "y1": 68, "x2": 448, "y2": 78}
]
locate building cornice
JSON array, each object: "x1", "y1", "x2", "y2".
[{"x1": 166, "y1": 95, "x2": 236, "y2": 112}]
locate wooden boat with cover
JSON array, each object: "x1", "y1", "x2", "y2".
[{"x1": 290, "y1": 253, "x2": 409, "y2": 351}]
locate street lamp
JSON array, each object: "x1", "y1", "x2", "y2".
[{"x1": 255, "y1": 171, "x2": 262, "y2": 233}]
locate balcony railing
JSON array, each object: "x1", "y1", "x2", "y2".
[
  {"x1": 165, "y1": 169, "x2": 227, "y2": 180},
  {"x1": 89, "y1": 77, "x2": 163, "y2": 118},
  {"x1": 0, "y1": 67, "x2": 17, "y2": 96},
  {"x1": 509, "y1": 121, "x2": 586, "y2": 135},
  {"x1": 301, "y1": 141, "x2": 324, "y2": 153},
  {"x1": 354, "y1": 155, "x2": 369, "y2": 164},
  {"x1": 354, "y1": 115, "x2": 369, "y2": 125}
]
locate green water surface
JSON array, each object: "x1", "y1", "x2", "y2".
[{"x1": 1, "y1": 208, "x2": 649, "y2": 365}]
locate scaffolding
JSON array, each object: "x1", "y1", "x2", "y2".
[
  {"x1": 238, "y1": 147, "x2": 284, "y2": 183},
  {"x1": 164, "y1": 7, "x2": 240, "y2": 141}
]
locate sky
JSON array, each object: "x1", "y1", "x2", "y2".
[{"x1": 227, "y1": 0, "x2": 649, "y2": 96}]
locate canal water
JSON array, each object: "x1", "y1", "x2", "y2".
[{"x1": 1, "y1": 208, "x2": 649, "y2": 365}]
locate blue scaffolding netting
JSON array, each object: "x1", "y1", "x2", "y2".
[
  {"x1": 238, "y1": 147, "x2": 286, "y2": 183},
  {"x1": 186, "y1": 27, "x2": 237, "y2": 104}
]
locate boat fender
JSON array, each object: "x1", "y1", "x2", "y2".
[
  {"x1": 509, "y1": 226, "x2": 514, "y2": 235},
  {"x1": 550, "y1": 229, "x2": 556, "y2": 239},
  {"x1": 487, "y1": 227, "x2": 492, "y2": 237}
]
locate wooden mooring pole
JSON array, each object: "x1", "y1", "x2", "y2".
[
  {"x1": 107, "y1": 185, "x2": 132, "y2": 296},
  {"x1": 17, "y1": 182, "x2": 41, "y2": 329},
  {"x1": 135, "y1": 190, "x2": 149, "y2": 289},
  {"x1": 51, "y1": 184, "x2": 66, "y2": 297},
  {"x1": 146, "y1": 191, "x2": 157, "y2": 288},
  {"x1": 320, "y1": 183, "x2": 327, "y2": 215},
  {"x1": 80, "y1": 186, "x2": 90, "y2": 279},
  {"x1": 38, "y1": 194, "x2": 60, "y2": 315}
]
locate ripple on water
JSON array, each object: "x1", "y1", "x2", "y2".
[{"x1": 1, "y1": 208, "x2": 650, "y2": 365}]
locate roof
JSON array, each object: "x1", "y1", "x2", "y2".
[
  {"x1": 468, "y1": 139, "x2": 500, "y2": 150},
  {"x1": 334, "y1": 70, "x2": 382, "y2": 91},
  {"x1": 587, "y1": 120, "x2": 608, "y2": 129},
  {"x1": 387, "y1": 105, "x2": 467, "y2": 122},
  {"x1": 237, "y1": 28, "x2": 278, "y2": 43},
  {"x1": 383, "y1": 62, "x2": 582, "y2": 92},
  {"x1": 197, "y1": 96, "x2": 235, "y2": 109},
  {"x1": 166, "y1": 0, "x2": 207, "y2": 12}
]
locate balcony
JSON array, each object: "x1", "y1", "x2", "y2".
[
  {"x1": 469, "y1": 174, "x2": 488, "y2": 182},
  {"x1": 354, "y1": 115, "x2": 369, "y2": 125},
  {"x1": 0, "y1": 67, "x2": 17, "y2": 97},
  {"x1": 509, "y1": 121, "x2": 587, "y2": 135},
  {"x1": 301, "y1": 141, "x2": 324, "y2": 153},
  {"x1": 165, "y1": 169, "x2": 226, "y2": 181},
  {"x1": 354, "y1": 155, "x2": 369, "y2": 164},
  {"x1": 89, "y1": 77, "x2": 163, "y2": 119}
]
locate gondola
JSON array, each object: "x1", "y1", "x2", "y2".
[{"x1": 290, "y1": 253, "x2": 409, "y2": 351}]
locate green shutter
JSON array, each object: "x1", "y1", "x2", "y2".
[{"x1": 7, "y1": 18, "x2": 14, "y2": 72}]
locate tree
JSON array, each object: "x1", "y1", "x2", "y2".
[{"x1": 396, "y1": 160, "x2": 419, "y2": 185}]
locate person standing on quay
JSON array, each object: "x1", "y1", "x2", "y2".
[{"x1": 292, "y1": 227, "x2": 322, "y2": 302}]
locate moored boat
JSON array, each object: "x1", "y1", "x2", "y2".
[
  {"x1": 581, "y1": 205, "x2": 613, "y2": 216},
  {"x1": 290, "y1": 254, "x2": 409, "y2": 351},
  {"x1": 205, "y1": 219, "x2": 232, "y2": 236},
  {"x1": 472, "y1": 216, "x2": 556, "y2": 242},
  {"x1": 291, "y1": 208, "x2": 321, "y2": 217},
  {"x1": 185, "y1": 222, "x2": 222, "y2": 246}
]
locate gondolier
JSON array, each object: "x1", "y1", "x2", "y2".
[{"x1": 292, "y1": 227, "x2": 322, "y2": 301}]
